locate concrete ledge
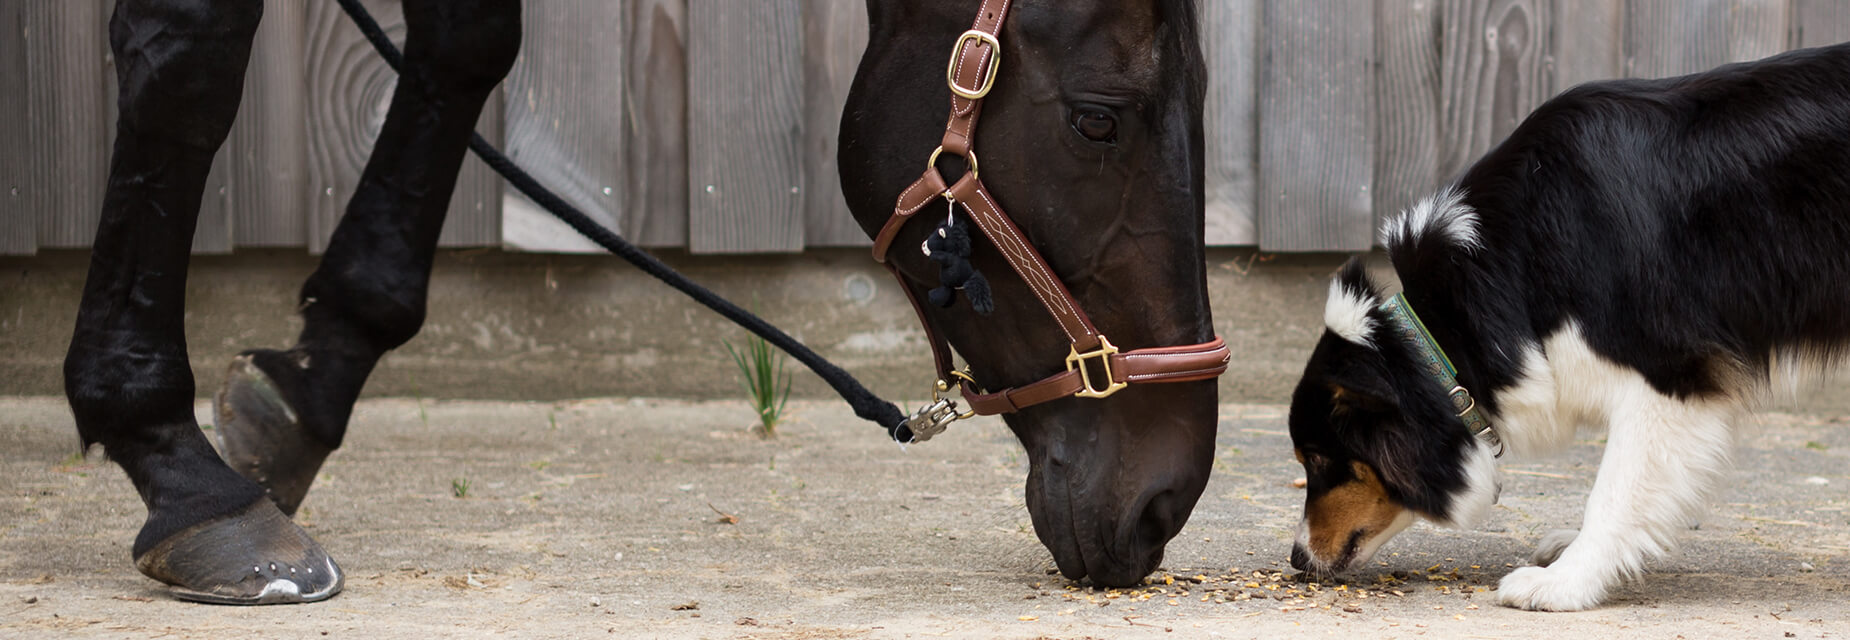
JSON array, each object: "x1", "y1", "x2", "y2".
[{"x1": 8, "y1": 248, "x2": 1850, "y2": 413}]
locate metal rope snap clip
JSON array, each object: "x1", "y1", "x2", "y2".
[{"x1": 901, "y1": 371, "x2": 977, "y2": 443}]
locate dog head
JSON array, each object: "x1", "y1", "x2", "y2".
[{"x1": 1286, "y1": 258, "x2": 1500, "y2": 576}]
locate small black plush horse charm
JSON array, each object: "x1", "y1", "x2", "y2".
[{"x1": 922, "y1": 216, "x2": 994, "y2": 314}]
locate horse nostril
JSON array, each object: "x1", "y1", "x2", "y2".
[
  {"x1": 1131, "y1": 489, "x2": 1181, "y2": 551},
  {"x1": 1289, "y1": 545, "x2": 1311, "y2": 571}
]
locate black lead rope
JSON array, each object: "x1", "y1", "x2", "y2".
[{"x1": 332, "y1": 0, "x2": 914, "y2": 441}]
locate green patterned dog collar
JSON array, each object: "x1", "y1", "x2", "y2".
[{"x1": 1378, "y1": 293, "x2": 1502, "y2": 457}]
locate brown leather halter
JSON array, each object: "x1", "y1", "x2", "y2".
[{"x1": 881, "y1": 0, "x2": 1232, "y2": 442}]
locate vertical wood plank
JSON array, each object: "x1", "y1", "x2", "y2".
[
  {"x1": 499, "y1": 1, "x2": 625, "y2": 253},
  {"x1": 193, "y1": 126, "x2": 236, "y2": 253},
  {"x1": 799, "y1": 0, "x2": 871, "y2": 247},
  {"x1": 1551, "y1": 0, "x2": 1624, "y2": 93},
  {"x1": 1372, "y1": 0, "x2": 1441, "y2": 227},
  {"x1": 625, "y1": 0, "x2": 690, "y2": 248},
  {"x1": 20, "y1": 1, "x2": 110, "y2": 249},
  {"x1": 1202, "y1": 0, "x2": 1259, "y2": 246},
  {"x1": 304, "y1": 0, "x2": 401, "y2": 252},
  {"x1": 230, "y1": 0, "x2": 310, "y2": 247},
  {"x1": 303, "y1": 0, "x2": 502, "y2": 253},
  {"x1": 1436, "y1": 0, "x2": 1552, "y2": 179},
  {"x1": 686, "y1": 0, "x2": 804, "y2": 254},
  {"x1": 441, "y1": 88, "x2": 502, "y2": 247},
  {"x1": 1625, "y1": 0, "x2": 1732, "y2": 78},
  {"x1": 1725, "y1": 0, "x2": 1790, "y2": 63},
  {"x1": 1258, "y1": 0, "x2": 1376, "y2": 252},
  {"x1": 1792, "y1": 0, "x2": 1850, "y2": 47},
  {"x1": 1625, "y1": 0, "x2": 1790, "y2": 79},
  {"x1": 0, "y1": 1, "x2": 35, "y2": 254}
]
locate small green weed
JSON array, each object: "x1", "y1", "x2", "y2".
[
  {"x1": 451, "y1": 477, "x2": 471, "y2": 498},
  {"x1": 1805, "y1": 441, "x2": 1829, "y2": 451},
  {"x1": 724, "y1": 330, "x2": 792, "y2": 437}
]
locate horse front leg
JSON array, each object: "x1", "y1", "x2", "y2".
[
  {"x1": 65, "y1": 0, "x2": 341, "y2": 604},
  {"x1": 213, "y1": 0, "x2": 522, "y2": 516}
]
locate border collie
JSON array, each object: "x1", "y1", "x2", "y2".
[{"x1": 1284, "y1": 41, "x2": 1850, "y2": 611}]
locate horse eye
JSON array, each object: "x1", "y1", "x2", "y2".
[{"x1": 1070, "y1": 106, "x2": 1118, "y2": 143}]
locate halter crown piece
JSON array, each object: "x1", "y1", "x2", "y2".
[
  {"x1": 1377, "y1": 294, "x2": 1502, "y2": 456},
  {"x1": 874, "y1": 0, "x2": 1233, "y2": 443}
]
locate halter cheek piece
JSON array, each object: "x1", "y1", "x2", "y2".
[{"x1": 876, "y1": 0, "x2": 1232, "y2": 442}]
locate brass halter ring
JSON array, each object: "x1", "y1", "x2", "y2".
[{"x1": 927, "y1": 145, "x2": 980, "y2": 187}]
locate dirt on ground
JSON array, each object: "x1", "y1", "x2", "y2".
[{"x1": 2, "y1": 396, "x2": 1847, "y2": 639}]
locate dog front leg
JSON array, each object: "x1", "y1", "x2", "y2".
[{"x1": 1496, "y1": 394, "x2": 1735, "y2": 611}]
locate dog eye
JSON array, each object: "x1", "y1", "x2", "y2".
[{"x1": 1070, "y1": 105, "x2": 1118, "y2": 143}]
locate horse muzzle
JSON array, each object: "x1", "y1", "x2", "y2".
[{"x1": 1015, "y1": 390, "x2": 1216, "y2": 587}]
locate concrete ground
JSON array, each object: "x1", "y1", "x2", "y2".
[{"x1": 2, "y1": 396, "x2": 1845, "y2": 639}]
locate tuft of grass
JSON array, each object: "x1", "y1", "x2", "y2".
[
  {"x1": 451, "y1": 477, "x2": 471, "y2": 498},
  {"x1": 723, "y1": 330, "x2": 792, "y2": 437},
  {"x1": 1805, "y1": 441, "x2": 1829, "y2": 451}
]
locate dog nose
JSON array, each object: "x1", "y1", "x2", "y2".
[{"x1": 1288, "y1": 544, "x2": 1311, "y2": 571}]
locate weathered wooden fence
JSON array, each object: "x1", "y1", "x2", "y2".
[{"x1": 4, "y1": 0, "x2": 1849, "y2": 256}]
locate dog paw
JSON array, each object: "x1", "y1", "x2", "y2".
[
  {"x1": 1497, "y1": 565, "x2": 1605, "y2": 611},
  {"x1": 1530, "y1": 529, "x2": 1578, "y2": 567}
]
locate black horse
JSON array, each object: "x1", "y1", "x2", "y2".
[
  {"x1": 64, "y1": 0, "x2": 1216, "y2": 604},
  {"x1": 66, "y1": 0, "x2": 518, "y2": 604}
]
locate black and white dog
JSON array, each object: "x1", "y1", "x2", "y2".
[{"x1": 1285, "y1": 42, "x2": 1850, "y2": 611}]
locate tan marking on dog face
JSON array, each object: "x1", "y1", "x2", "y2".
[
  {"x1": 1328, "y1": 386, "x2": 1352, "y2": 414},
  {"x1": 1304, "y1": 461, "x2": 1406, "y2": 562}
]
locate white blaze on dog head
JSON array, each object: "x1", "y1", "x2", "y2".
[
  {"x1": 1382, "y1": 186, "x2": 1482, "y2": 254},
  {"x1": 1324, "y1": 278, "x2": 1378, "y2": 348}
]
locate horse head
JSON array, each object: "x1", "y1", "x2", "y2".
[{"x1": 839, "y1": 0, "x2": 1215, "y2": 587}]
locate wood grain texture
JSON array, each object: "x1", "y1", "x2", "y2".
[
  {"x1": 19, "y1": 0, "x2": 109, "y2": 249},
  {"x1": 625, "y1": 0, "x2": 689, "y2": 247},
  {"x1": 1372, "y1": 0, "x2": 1441, "y2": 230},
  {"x1": 1551, "y1": 0, "x2": 1624, "y2": 93},
  {"x1": 686, "y1": 0, "x2": 804, "y2": 254},
  {"x1": 1437, "y1": 0, "x2": 1551, "y2": 180},
  {"x1": 444, "y1": 89, "x2": 503, "y2": 247},
  {"x1": 0, "y1": 1, "x2": 34, "y2": 254},
  {"x1": 1625, "y1": 0, "x2": 1735, "y2": 78},
  {"x1": 192, "y1": 123, "x2": 236, "y2": 253},
  {"x1": 499, "y1": 1, "x2": 624, "y2": 253},
  {"x1": 1792, "y1": 0, "x2": 1850, "y2": 47},
  {"x1": 1202, "y1": 0, "x2": 1259, "y2": 246},
  {"x1": 1726, "y1": 0, "x2": 1791, "y2": 63},
  {"x1": 229, "y1": 0, "x2": 310, "y2": 248},
  {"x1": 799, "y1": 0, "x2": 870, "y2": 247},
  {"x1": 1258, "y1": 0, "x2": 1376, "y2": 251},
  {"x1": 302, "y1": 0, "x2": 501, "y2": 253}
]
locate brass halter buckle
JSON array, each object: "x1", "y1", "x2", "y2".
[
  {"x1": 946, "y1": 30, "x2": 1001, "y2": 99},
  {"x1": 1066, "y1": 336, "x2": 1128, "y2": 399},
  {"x1": 902, "y1": 371, "x2": 978, "y2": 443}
]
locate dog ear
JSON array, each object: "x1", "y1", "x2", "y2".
[
  {"x1": 1325, "y1": 356, "x2": 1399, "y2": 415},
  {"x1": 1324, "y1": 258, "x2": 1386, "y2": 348},
  {"x1": 1334, "y1": 257, "x2": 1381, "y2": 301}
]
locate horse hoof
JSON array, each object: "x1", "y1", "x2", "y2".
[
  {"x1": 135, "y1": 500, "x2": 343, "y2": 605},
  {"x1": 215, "y1": 353, "x2": 332, "y2": 517}
]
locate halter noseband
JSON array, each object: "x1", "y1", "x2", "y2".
[{"x1": 879, "y1": 0, "x2": 1232, "y2": 442}]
